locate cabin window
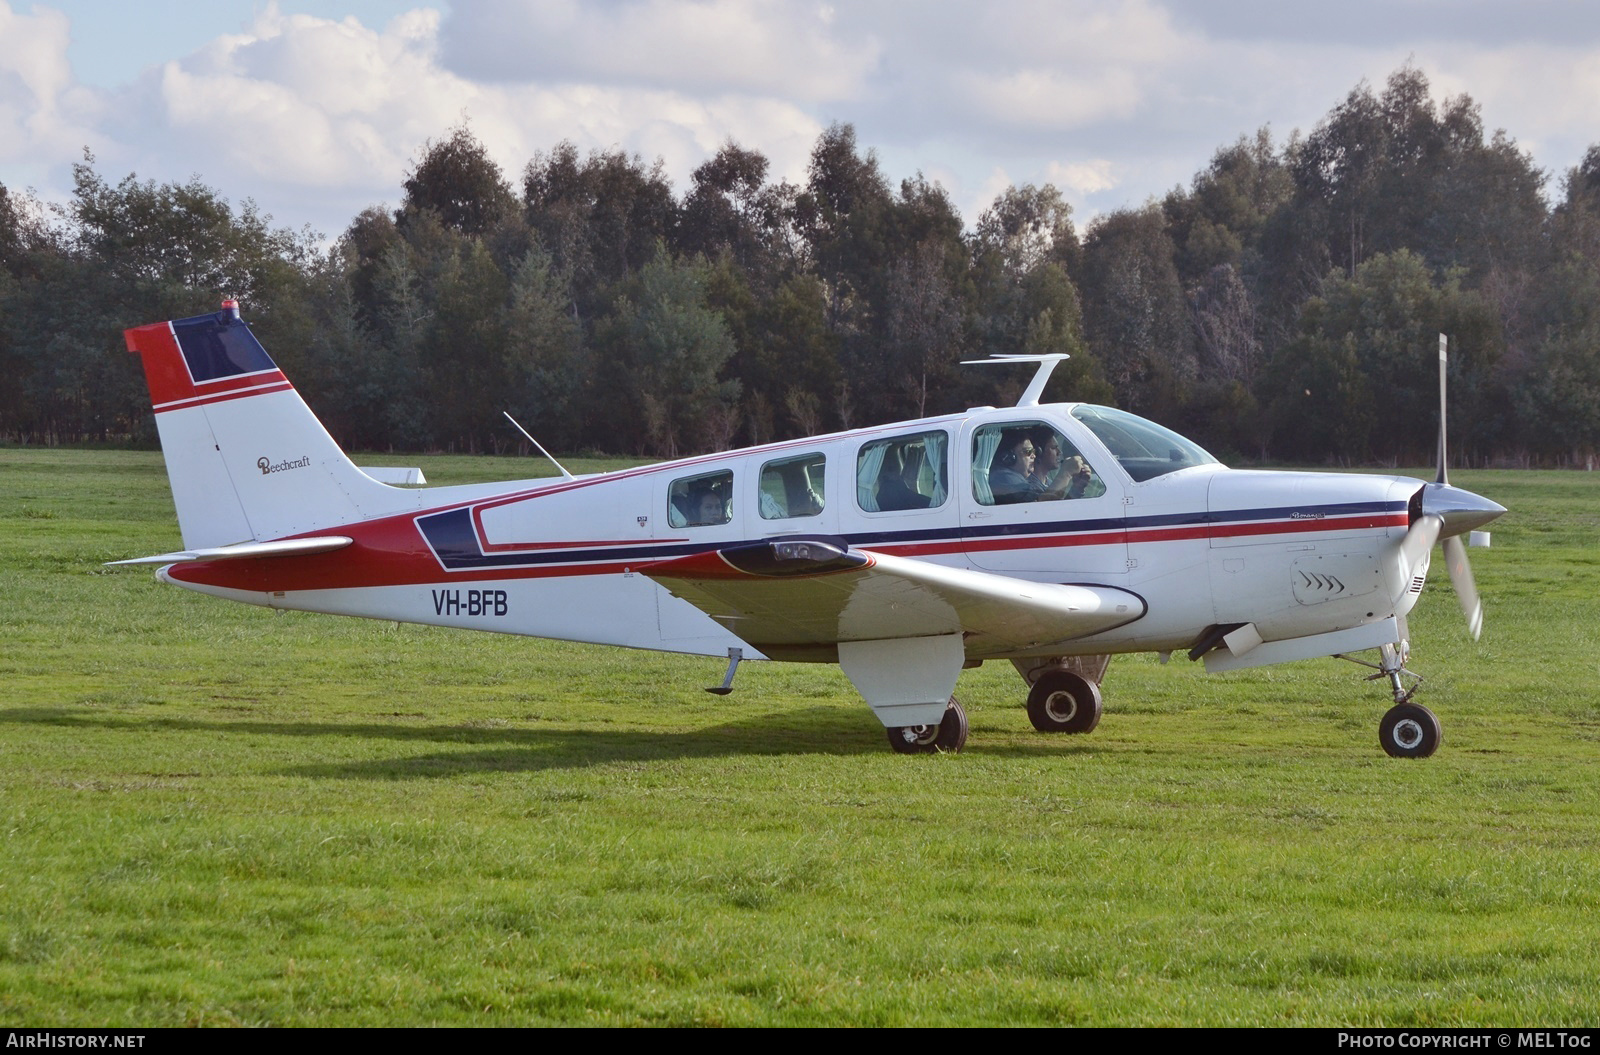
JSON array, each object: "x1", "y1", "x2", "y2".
[
  {"x1": 972, "y1": 421, "x2": 1106, "y2": 506},
  {"x1": 668, "y1": 470, "x2": 733, "y2": 528},
  {"x1": 857, "y1": 431, "x2": 948, "y2": 512},
  {"x1": 759, "y1": 453, "x2": 826, "y2": 520},
  {"x1": 1069, "y1": 405, "x2": 1219, "y2": 482}
]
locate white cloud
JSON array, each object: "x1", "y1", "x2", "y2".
[
  {"x1": 6, "y1": 3, "x2": 825, "y2": 237},
  {"x1": 962, "y1": 166, "x2": 1017, "y2": 226},
  {"x1": 957, "y1": 67, "x2": 1145, "y2": 131},
  {"x1": 144, "y1": 6, "x2": 468, "y2": 192},
  {"x1": 1046, "y1": 159, "x2": 1117, "y2": 197},
  {"x1": 5, "y1": 0, "x2": 1600, "y2": 243},
  {"x1": 0, "y1": 2, "x2": 100, "y2": 169},
  {"x1": 972, "y1": 0, "x2": 1185, "y2": 66},
  {"x1": 1424, "y1": 45, "x2": 1600, "y2": 177},
  {"x1": 440, "y1": 0, "x2": 879, "y2": 102},
  {"x1": 0, "y1": 2, "x2": 71, "y2": 107}
]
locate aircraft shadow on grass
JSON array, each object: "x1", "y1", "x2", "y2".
[{"x1": 0, "y1": 704, "x2": 1088, "y2": 778}]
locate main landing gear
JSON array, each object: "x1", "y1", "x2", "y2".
[
  {"x1": 886, "y1": 696, "x2": 969, "y2": 754},
  {"x1": 1014, "y1": 657, "x2": 1108, "y2": 737},
  {"x1": 1025, "y1": 670, "x2": 1103, "y2": 734},
  {"x1": 1341, "y1": 640, "x2": 1443, "y2": 759}
]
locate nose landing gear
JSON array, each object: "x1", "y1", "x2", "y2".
[
  {"x1": 1379, "y1": 701, "x2": 1442, "y2": 758},
  {"x1": 1338, "y1": 640, "x2": 1443, "y2": 759}
]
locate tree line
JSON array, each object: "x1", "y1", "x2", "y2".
[{"x1": 4, "y1": 65, "x2": 1600, "y2": 466}]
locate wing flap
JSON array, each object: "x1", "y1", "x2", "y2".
[
  {"x1": 106, "y1": 535, "x2": 354, "y2": 566},
  {"x1": 642, "y1": 537, "x2": 1144, "y2": 657}
]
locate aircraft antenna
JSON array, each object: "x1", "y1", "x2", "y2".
[
  {"x1": 503, "y1": 411, "x2": 575, "y2": 480},
  {"x1": 960, "y1": 353, "x2": 1071, "y2": 407}
]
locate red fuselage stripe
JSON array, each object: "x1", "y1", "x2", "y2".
[{"x1": 170, "y1": 511, "x2": 1409, "y2": 593}]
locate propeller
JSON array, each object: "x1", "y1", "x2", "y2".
[
  {"x1": 1397, "y1": 334, "x2": 1503, "y2": 640},
  {"x1": 1442, "y1": 534, "x2": 1483, "y2": 639}
]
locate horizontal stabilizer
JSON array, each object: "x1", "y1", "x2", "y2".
[
  {"x1": 107, "y1": 536, "x2": 353, "y2": 566},
  {"x1": 358, "y1": 467, "x2": 427, "y2": 485}
]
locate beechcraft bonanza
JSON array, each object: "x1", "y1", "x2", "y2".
[{"x1": 115, "y1": 302, "x2": 1504, "y2": 758}]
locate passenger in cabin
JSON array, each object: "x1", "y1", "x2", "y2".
[
  {"x1": 689, "y1": 486, "x2": 728, "y2": 526},
  {"x1": 988, "y1": 429, "x2": 1041, "y2": 504},
  {"x1": 875, "y1": 444, "x2": 931, "y2": 511}
]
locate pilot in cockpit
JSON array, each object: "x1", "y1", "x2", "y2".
[{"x1": 1031, "y1": 427, "x2": 1096, "y2": 500}]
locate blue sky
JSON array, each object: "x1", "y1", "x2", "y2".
[{"x1": 4, "y1": 1, "x2": 1598, "y2": 242}]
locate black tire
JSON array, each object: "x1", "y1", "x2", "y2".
[
  {"x1": 886, "y1": 696, "x2": 968, "y2": 754},
  {"x1": 1025, "y1": 670, "x2": 1103, "y2": 734},
  {"x1": 1379, "y1": 702, "x2": 1442, "y2": 759}
]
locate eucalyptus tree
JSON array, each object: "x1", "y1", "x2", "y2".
[
  {"x1": 1077, "y1": 204, "x2": 1194, "y2": 417},
  {"x1": 599, "y1": 248, "x2": 740, "y2": 457},
  {"x1": 398, "y1": 124, "x2": 519, "y2": 237},
  {"x1": 522, "y1": 142, "x2": 676, "y2": 321}
]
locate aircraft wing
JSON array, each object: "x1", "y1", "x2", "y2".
[{"x1": 641, "y1": 537, "x2": 1144, "y2": 658}]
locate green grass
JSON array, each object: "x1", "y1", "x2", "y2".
[{"x1": 2, "y1": 449, "x2": 1599, "y2": 1025}]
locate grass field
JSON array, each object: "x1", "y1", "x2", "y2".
[{"x1": 2, "y1": 447, "x2": 1598, "y2": 1026}]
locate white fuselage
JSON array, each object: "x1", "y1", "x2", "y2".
[{"x1": 166, "y1": 400, "x2": 1430, "y2": 665}]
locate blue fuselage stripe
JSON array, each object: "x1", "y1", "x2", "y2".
[{"x1": 416, "y1": 500, "x2": 1407, "y2": 573}]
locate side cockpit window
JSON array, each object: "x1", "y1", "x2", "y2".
[
  {"x1": 972, "y1": 421, "x2": 1105, "y2": 506},
  {"x1": 759, "y1": 453, "x2": 825, "y2": 520},
  {"x1": 668, "y1": 470, "x2": 733, "y2": 528},
  {"x1": 857, "y1": 431, "x2": 948, "y2": 512},
  {"x1": 1070, "y1": 405, "x2": 1220, "y2": 482}
]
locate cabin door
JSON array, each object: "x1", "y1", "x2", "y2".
[{"x1": 957, "y1": 416, "x2": 1128, "y2": 584}]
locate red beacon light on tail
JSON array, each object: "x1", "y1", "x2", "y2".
[{"x1": 221, "y1": 298, "x2": 241, "y2": 322}]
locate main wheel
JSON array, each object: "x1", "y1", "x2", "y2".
[
  {"x1": 886, "y1": 696, "x2": 969, "y2": 754},
  {"x1": 1025, "y1": 670, "x2": 1102, "y2": 734},
  {"x1": 1379, "y1": 701, "x2": 1441, "y2": 759}
]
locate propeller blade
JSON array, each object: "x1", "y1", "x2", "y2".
[
  {"x1": 1399, "y1": 512, "x2": 1442, "y2": 581},
  {"x1": 1426, "y1": 336, "x2": 1491, "y2": 641},
  {"x1": 1442, "y1": 534, "x2": 1484, "y2": 640},
  {"x1": 1436, "y1": 333, "x2": 1449, "y2": 485}
]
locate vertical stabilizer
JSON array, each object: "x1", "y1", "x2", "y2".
[{"x1": 125, "y1": 303, "x2": 403, "y2": 548}]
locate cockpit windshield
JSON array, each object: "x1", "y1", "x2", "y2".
[{"x1": 1069, "y1": 405, "x2": 1221, "y2": 482}]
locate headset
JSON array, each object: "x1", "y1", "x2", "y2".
[{"x1": 998, "y1": 432, "x2": 1031, "y2": 468}]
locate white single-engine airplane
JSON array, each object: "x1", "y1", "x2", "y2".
[{"x1": 115, "y1": 301, "x2": 1504, "y2": 758}]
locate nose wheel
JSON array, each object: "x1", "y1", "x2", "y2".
[
  {"x1": 1379, "y1": 701, "x2": 1441, "y2": 758},
  {"x1": 1339, "y1": 640, "x2": 1442, "y2": 758}
]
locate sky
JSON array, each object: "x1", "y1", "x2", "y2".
[{"x1": 3, "y1": 0, "x2": 1599, "y2": 243}]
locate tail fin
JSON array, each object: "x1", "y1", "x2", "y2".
[{"x1": 125, "y1": 302, "x2": 402, "y2": 548}]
